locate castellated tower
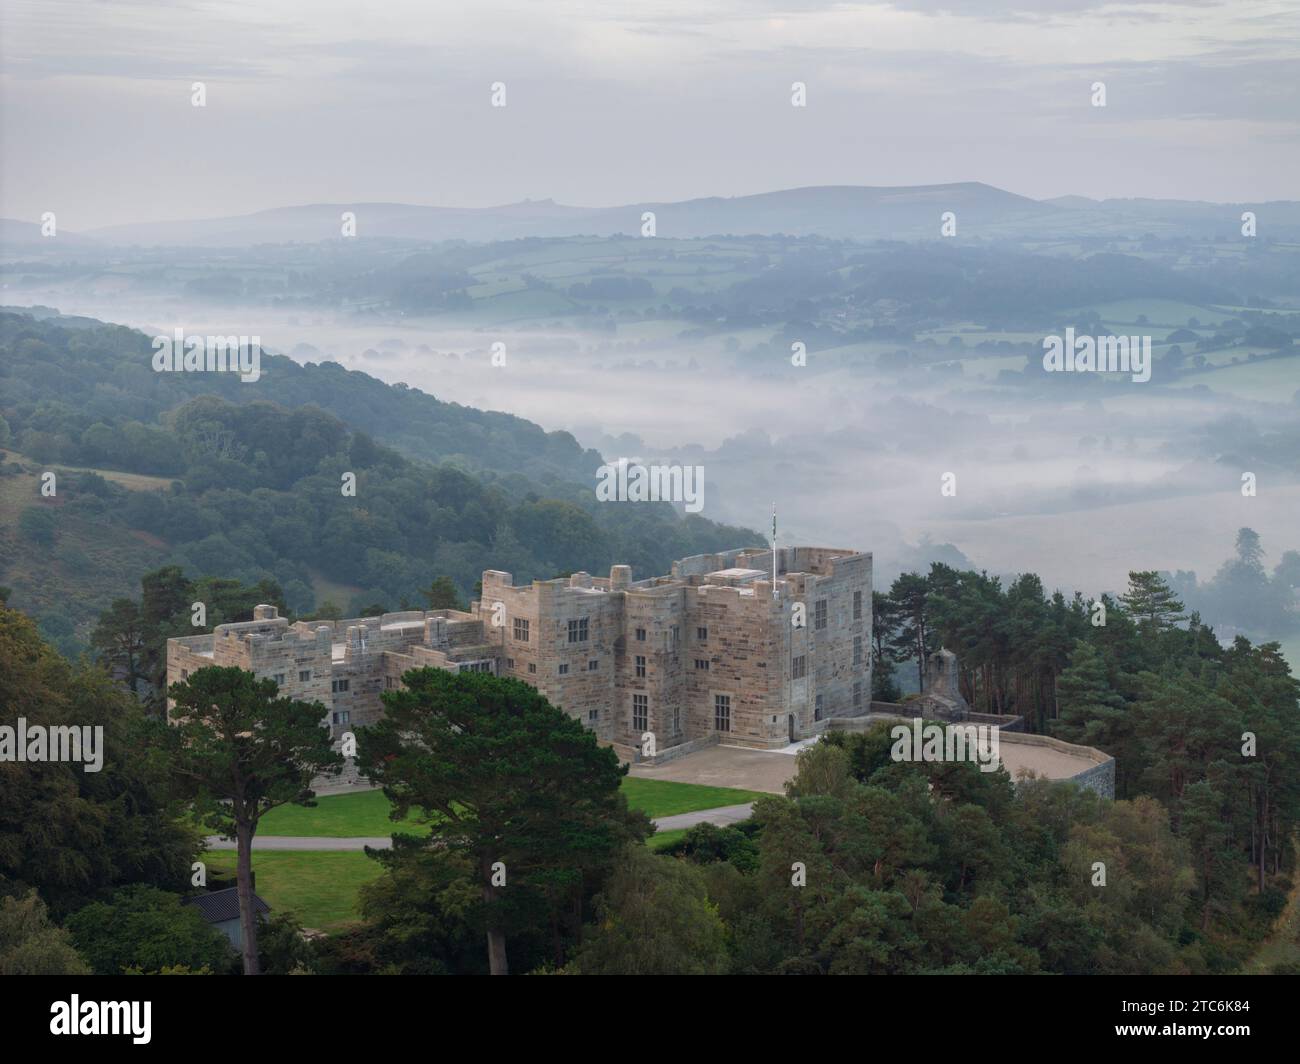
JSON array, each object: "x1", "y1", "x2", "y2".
[
  {"x1": 165, "y1": 545, "x2": 872, "y2": 753},
  {"x1": 479, "y1": 545, "x2": 871, "y2": 750}
]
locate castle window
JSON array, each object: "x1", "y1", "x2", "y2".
[
  {"x1": 588, "y1": 659, "x2": 598, "y2": 671},
  {"x1": 331, "y1": 678, "x2": 350, "y2": 694},
  {"x1": 671, "y1": 625, "x2": 680, "y2": 645},
  {"x1": 695, "y1": 659, "x2": 709, "y2": 671},
  {"x1": 853, "y1": 682, "x2": 862, "y2": 707},
  {"x1": 632, "y1": 694, "x2": 648, "y2": 733},
  {"x1": 299, "y1": 670, "x2": 311, "y2": 682},
  {"x1": 385, "y1": 676, "x2": 397, "y2": 690},
  {"x1": 568, "y1": 617, "x2": 589, "y2": 643},
  {"x1": 815, "y1": 693, "x2": 824, "y2": 720},
  {"x1": 673, "y1": 705, "x2": 681, "y2": 734},
  {"x1": 853, "y1": 636, "x2": 863, "y2": 666},
  {"x1": 513, "y1": 618, "x2": 530, "y2": 642},
  {"x1": 181, "y1": 669, "x2": 189, "y2": 680},
  {"x1": 853, "y1": 590, "x2": 863, "y2": 621},
  {"x1": 559, "y1": 663, "x2": 569, "y2": 675},
  {"x1": 588, "y1": 709, "x2": 599, "y2": 723},
  {"x1": 506, "y1": 657, "x2": 515, "y2": 669},
  {"x1": 332, "y1": 711, "x2": 350, "y2": 725},
  {"x1": 697, "y1": 626, "x2": 708, "y2": 641},
  {"x1": 791, "y1": 655, "x2": 806, "y2": 680},
  {"x1": 635, "y1": 627, "x2": 646, "y2": 642},
  {"x1": 814, "y1": 599, "x2": 828, "y2": 631},
  {"x1": 635, "y1": 655, "x2": 646, "y2": 678},
  {"x1": 273, "y1": 673, "x2": 285, "y2": 686},
  {"x1": 714, "y1": 694, "x2": 731, "y2": 733},
  {"x1": 528, "y1": 663, "x2": 536, "y2": 674}
]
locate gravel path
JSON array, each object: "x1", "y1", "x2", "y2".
[{"x1": 203, "y1": 802, "x2": 757, "y2": 851}]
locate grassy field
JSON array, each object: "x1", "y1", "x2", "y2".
[
  {"x1": 257, "y1": 788, "x2": 434, "y2": 836},
  {"x1": 647, "y1": 828, "x2": 688, "y2": 852},
  {"x1": 618, "y1": 778, "x2": 766, "y2": 819},
  {"x1": 210, "y1": 780, "x2": 762, "y2": 929},
  {"x1": 255, "y1": 778, "x2": 766, "y2": 836},
  {"x1": 0, "y1": 453, "x2": 173, "y2": 649},
  {"x1": 0, "y1": 449, "x2": 174, "y2": 493},
  {"x1": 1169, "y1": 356, "x2": 1300, "y2": 403},
  {"x1": 201, "y1": 851, "x2": 383, "y2": 931}
]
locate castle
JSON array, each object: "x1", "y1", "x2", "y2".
[{"x1": 166, "y1": 545, "x2": 872, "y2": 751}]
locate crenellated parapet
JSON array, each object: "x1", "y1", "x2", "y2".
[{"x1": 166, "y1": 545, "x2": 873, "y2": 752}]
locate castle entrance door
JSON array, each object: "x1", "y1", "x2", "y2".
[{"x1": 788, "y1": 714, "x2": 796, "y2": 743}]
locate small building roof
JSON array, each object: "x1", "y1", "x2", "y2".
[
  {"x1": 184, "y1": 887, "x2": 271, "y2": 923},
  {"x1": 707, "y1": 567, "x2": 766, "y2": 583}
]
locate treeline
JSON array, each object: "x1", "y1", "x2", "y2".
[
  {"x1": 873, "y1": 559, "x2": 1300, "y2": 935},
  {"x1": 1170, "y1": 527, "x2": 1300, "y2": 640},
  {"x1": 0, "y1": 600, "x2": 326, "y2": 975},
  {"x1": 0, "y1": 310, "x2": 603, "y2": 484},
  {"x1": 3, "y1": 572, "x2": 1298, "y2": 974},
  {"x1": 874, "y1": 538, "x2": 1298, "y2": 726},
  {"x1": 90, "y1": 566, "x2": 285, "y2": 711}
]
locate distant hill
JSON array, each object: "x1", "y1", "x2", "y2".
[
  {"x1": 79, "y1": 183, "x2": 1051, "y2": 245},
  {"x1": 35, "y1": 182, "x2": 1295, "y2": 249},
  {"x1": 83, "y1": 199, "x2": 601, "y2": 248},
  {"x1": 68, "y1": 184, "x2": 1032, "y2": 245},
  {"x1": 0, "y1": 218, "x2": 93, "y2": 246}
]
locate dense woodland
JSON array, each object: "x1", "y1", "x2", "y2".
[
  {"x1": 0, "y1": 312, "x2": 756, "y2": 652},
  {"x1": 1, "y1": 298, "x2": 1298, "y2": 977},
  {"x1": 2, "y1": 554, "x2": 1298, "y2": 975}
]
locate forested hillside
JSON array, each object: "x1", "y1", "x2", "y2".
[
  {"x1": 0, "y1": 311, "x2": 757, "y2": 651},
  {"x1": 0, "y1": 309, "x2": 605, "y2": 484}
]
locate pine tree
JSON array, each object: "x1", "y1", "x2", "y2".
[
  {"x1": 1120, "y1": 571, "x2": 1186, "y2": 633},
  {"x1": 168, "y1": 666, "x2": 342, "y2": 975},
  {"x1": 357, "y1": 669, "x2": 648, "y2": 975},
  {"x1": 1053, "y1": 641, "x2": 1132, "y2": 792},
  {"x1": 888, "y1": 573, "x2": 931, "y2": 690},
  {"x1": 1180, "y1": 780, "x2": 1238, "y2": 931}
]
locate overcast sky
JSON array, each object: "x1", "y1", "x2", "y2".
[{"x1": 2, "y1": 0, "x2": 1297, "y2": 229}]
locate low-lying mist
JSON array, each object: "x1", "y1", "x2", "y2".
[{"x1": 21, "y1": 288, "x2": 1299, "y2": 607}]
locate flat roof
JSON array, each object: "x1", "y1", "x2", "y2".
[
  {"x1": 709, "y1": 568, "x2": 766, "y2": 580},
  {"x1": 998, "y1": 743, "x2": 1101, "y2": 781}
]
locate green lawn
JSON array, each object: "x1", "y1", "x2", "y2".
[
  {"x1": 202, "y1": 851, "x2": 383, "y2": 931},
  {"x1": 618, "y1": 778, "x2": 766, "y2": 819},
  {"x1": 208, "y1": 779, "x2": 763, "y2": 930},
  {"x1": 254, "y1": 778, "x2": 765, "y2": 836},
  {"x1": 257, "y1": 788, "x2": 433, "y2": 837},
  {"x1": 648, "y1": 828, "x2": 688, "y2": 852}
]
